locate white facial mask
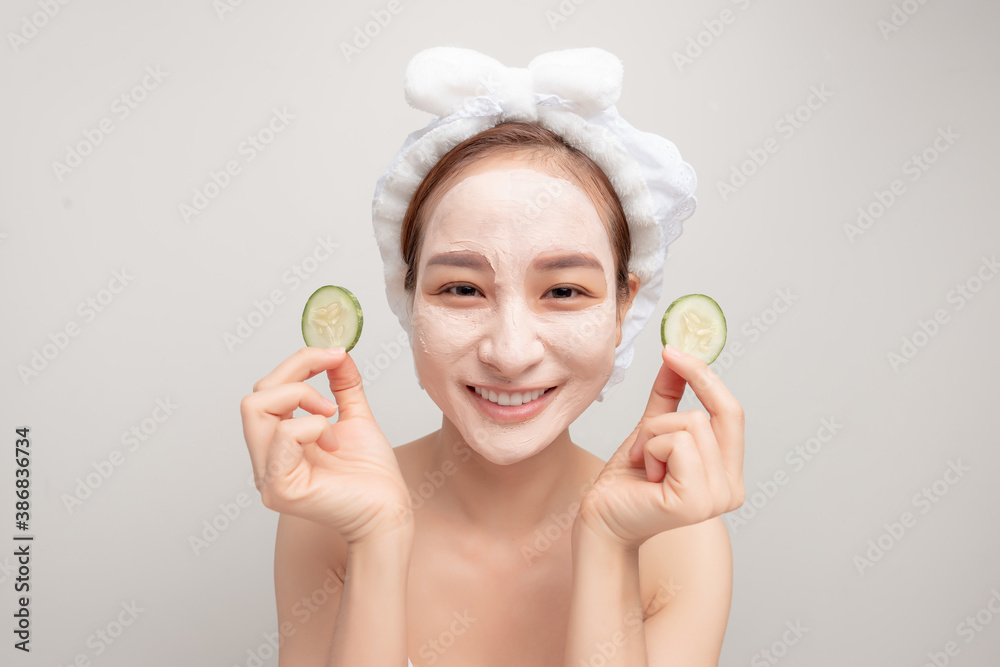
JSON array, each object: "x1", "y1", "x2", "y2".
[{"x1": 410, "y1": 166, "x2": 619, "y2": 465}]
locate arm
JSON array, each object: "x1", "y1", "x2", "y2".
[
  {"x1": 243, "y1": 347, "x2": 417, "y2": 666},
  {"x1": 639, "y1": 516, "x2": 733, "y2": 665},
  {"x1": 564, "y1": 344, "x2": 743, "y2": 665},
  {"x1": 274, "y1": 512, "x2": 346, "y2": 666},
  {"x1": 326, "y1": 523, "x2": 414, "y2": 666},
  {"x1": 273, "y1": 513, "x2": 414, "y2": 667},
  {"x1": 563, "y1": 516, "x2": 733, "y2": 667},
  {"x1": 564, "y1": 519, "x2": 647, "y2": 667}
]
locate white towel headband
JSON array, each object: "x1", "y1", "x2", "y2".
[{"x1": 371, "y1": 46, "x2": 698, "y2": 402}]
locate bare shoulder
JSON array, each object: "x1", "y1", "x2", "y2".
[
  {"x1": 637, "y1": 517, "x2": 734, "y2": 663},
  {"x1": 273, "y1": 513, "x2": 348, "y2": 665}
]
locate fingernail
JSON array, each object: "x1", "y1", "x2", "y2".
[
  {"x1": 328, "y1": 347, "x2": 346, "y2": 355},
  {"x1": 664, "y1": 344, "x2": 681, "y2": 357},
  {"x1": 322, "y1": 397, "x2": 338, "y2": 410}
]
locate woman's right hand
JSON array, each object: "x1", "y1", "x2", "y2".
[{"x1": 240, "y1": 347, "x2": 412, "y2": 545}]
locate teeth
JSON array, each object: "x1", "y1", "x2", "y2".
[{"x1": 473, "y1": 386, "x2": 548, "y2": 406}]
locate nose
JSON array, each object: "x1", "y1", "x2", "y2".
[{"x1": 477, "y1": 298, "x2": 545, "y2": 378}]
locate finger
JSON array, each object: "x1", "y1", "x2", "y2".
[
  {"x1": 642, "y1": 346, "x2": 688, "y2": 419},
  {"x1": 241, "y1": 383, "x2": 339, "y2": 478},
  {"x1": 632, "y1": 410, "x2": 731, "y2": 508},
  {"x1": 629, "y1": 410, "x2": 717, "y2": 470},
  {"x1": 661, "y1": 344, "x2": 744, "y2": 474},
  {"x1": 252, "y1": 347, "x2": 351, "y2": 393},
  {"x1": 605, "y1": 422, "x2": 645, "y2": 473},
  {"x1": 642, "y1": 431, "x2": 708, "y2": 510},
  {"x1": 263, "y1": 414, "x2": 336, "y2": 496},
  {"x1": 245, "y1": 381, "x2": 339, "y2": 423},
  {"x1": 324, "y1": 349, "x2": 375, "y2": 422}
]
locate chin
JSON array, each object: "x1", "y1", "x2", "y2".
[{"x1": 471, "y1": 442, "x2": 548, "y2": 466}]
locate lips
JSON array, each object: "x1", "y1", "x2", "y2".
[
  {"x1": 465, "y1": 384, "x2": 559, "y2": 422},
  {"x1": 469, "y1": 385, "x2": 556, "y2": 406}
]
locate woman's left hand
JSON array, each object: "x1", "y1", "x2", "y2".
[{"x1": 577, "y1": 344, "x2": 746, "y2": 550}]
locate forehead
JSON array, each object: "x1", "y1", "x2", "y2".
[{"x1": 421, "y1": 162, "x2": 608, "y2": 253}]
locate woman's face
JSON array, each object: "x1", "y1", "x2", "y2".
[{"x1": 410, "y1": 157, "x2": 621, "y2": 465}]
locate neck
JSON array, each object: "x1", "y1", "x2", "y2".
[{"x1": 429, "y1": 414, "x2": 584, "y2": 535}]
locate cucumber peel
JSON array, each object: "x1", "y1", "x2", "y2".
[
  {"x1": 660, "y1": 294, "x2": 727, "y2": 364},
  {"x1": 301, "y1": 285, "x2": 363, "y2": 351}
]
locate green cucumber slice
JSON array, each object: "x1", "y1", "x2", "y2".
[
  {"x1": 660, "y1": 294, "x2": 727, "y2": 364},
  {"x1": 301, "y1": 285, "x2": 363, "y2": 351}
]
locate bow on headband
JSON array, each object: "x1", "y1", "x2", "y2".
[{"x1": 403, "y1": 46, "x2": 625, "y2": 121}]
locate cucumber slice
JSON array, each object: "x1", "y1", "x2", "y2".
[
  {"x1": 301, "y1": 285, "x2": 363, "y2": 351},
  {"x1": 660, "y1": 294, "x2": 727, "y2": 364}
]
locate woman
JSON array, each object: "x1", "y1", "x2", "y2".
[{"x1": 241, "y1": 47, "x2": 745, "y2": 666}]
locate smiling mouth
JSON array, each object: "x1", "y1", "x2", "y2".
[{"x1": 466, "y1": 385, "x2": 558, "y2": 407}]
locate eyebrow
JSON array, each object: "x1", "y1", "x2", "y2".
[
  {"x1": 424, "y1": 251, "x2": 604, "y2": 273},
  {"x1": 426, "y1": 251, "x2": 494, "y2": 271},
  {"x1": 533, "y1": 253, "x2": 604, "y2": 272}
]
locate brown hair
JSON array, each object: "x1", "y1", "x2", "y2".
[{"x1": 400, "y1": 121, "x2": 633, "y2": 307}]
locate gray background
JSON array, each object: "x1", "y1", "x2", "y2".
[{"x1": 2, "y1": 0, "x2": 998, "y2": 665}]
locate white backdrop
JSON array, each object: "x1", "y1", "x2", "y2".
[{"x1": 2, "y1": 1, "x2": 998, "y2": 665}]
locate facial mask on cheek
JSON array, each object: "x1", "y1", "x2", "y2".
[{"x1": 410, "y1": 167, "x2": 619, "y2": 465}]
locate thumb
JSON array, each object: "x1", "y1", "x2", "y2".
[
  {"x1": 325, "y1": 349, "x2": 375, "y2": 421},
  {"x1": 641, "y1": 345, "x2": 687, "y2": 419}
]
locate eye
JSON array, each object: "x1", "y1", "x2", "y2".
[
  {"x1": 442, "y1": 283, "x2": 483, "y2": 298},
  {"x1": 546, "y1": 286, "x2": 584, "y2": 299}
]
